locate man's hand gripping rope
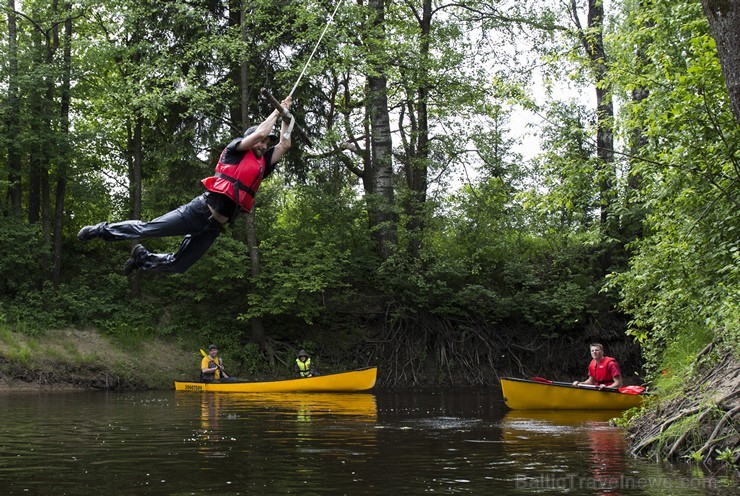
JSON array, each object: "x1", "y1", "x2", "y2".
[{"x1": 261, "y1": 88, "x2": 313, "y2": 147}]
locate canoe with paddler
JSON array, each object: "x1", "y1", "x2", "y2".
[
  {"x1": 175, "y1": 366, "x2": 377, "y2": 393},
  {"x1": 500, "y1": 376, "x2": 646, "y2": 410}
]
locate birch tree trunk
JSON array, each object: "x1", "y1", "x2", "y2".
[{"x1": 367, "y1": 0, "x2": 397, "y2": 261}]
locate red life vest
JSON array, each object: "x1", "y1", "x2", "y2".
[
  {"x1": 201, "y1": 148, "x2": 265, "y2": 213},
  {"x1": 589, "y1": 356, "x2": 618, "y2": 384}
]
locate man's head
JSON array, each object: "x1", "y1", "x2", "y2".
[
  {"x1": 589, "y1": 343, "x2": 604, "y2": 360},
  {"x1": 244, "y1": 125, "x2": 278, "y2": 158},
  {"x1": 297, "y1": 350, "x2": 308, "y2": 362}
]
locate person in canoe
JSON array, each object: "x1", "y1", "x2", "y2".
[
  {"x1": 77, "y1": 96, "x2": 294, "y2": 275},
  {"x1": 572, "y1": 343, "x2": 623, "y2": 389},
  {"x1": 294, "y1": 349, "x2": 319, "y2": 378},
  {"x1": 201, "y1": 344, "x2": 237, "y2": 383}
]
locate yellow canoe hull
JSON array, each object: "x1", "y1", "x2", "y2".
[
  {"x1": 501, "y1": 377, "x2": 645, "y2": 410},
  {"x1": 174, "y1": 367, "x2": 377, "y2": 393}
]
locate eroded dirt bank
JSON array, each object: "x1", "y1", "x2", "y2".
[
  {"x1": 626, "y1": 343, "x2": 739, "y2": 465},
  {"x1": 0, "y1": 328, "x2": 194, "y2": 391}
]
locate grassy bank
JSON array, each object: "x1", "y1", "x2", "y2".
[{"x1": 0, "y1": 327, "x2": 195, "y2": 391}]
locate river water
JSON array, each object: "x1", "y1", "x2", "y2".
[{"x1": 0, "y1": 388, "x2": 736, "y2": 495}]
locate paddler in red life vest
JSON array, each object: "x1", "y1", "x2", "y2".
[
  {"x1": 77, "y1": 96, "x2": 293, "y2": 274},
  {"x1": 572, "y1": 343, "x2": 623, "y2": 389}
]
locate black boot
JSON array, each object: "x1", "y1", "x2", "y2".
[{"x1": 123, "y1": 244, "x2": 149, "y2": 275}]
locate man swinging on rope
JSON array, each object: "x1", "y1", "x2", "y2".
[{"x1": 78, "y1": 96, "x2": 293, "y2": 274}]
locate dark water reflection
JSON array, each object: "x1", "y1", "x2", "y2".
[{"x1": 0, "y1": 389, "x2": 736, "y2": 495}]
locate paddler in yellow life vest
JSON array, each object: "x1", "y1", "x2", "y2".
[
  {"x1": 201, "y1": 344, "x2": 237, "y2": 383},
  {"x1": 294, "y1": 350, "x2": 318, "y2": 377}
]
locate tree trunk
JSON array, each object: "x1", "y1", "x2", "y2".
[
  {"x1": 238, "y1": 0, "x2": 267, "y2": 350},
  {"x1": 623, "y1": 2, "x2": 653, "y2": 243},
  {"x1": 27, "y1": 47, "x2": 44, "y2": 225},
  {"x1": 234, "y1": 0, "x2": 248, "y2": 133},
  {"x1": 52, "y1": 5, "x2": 73, "y2": 286},
  {"x1": 5, "y1": 0, "x2": 22, "y2": 217},
  {"x1": 245, "y1": 210, "x2": 266, "y2": 349},
  {"x1": 586, "y1": 0, "x2": 615, "y2": 230},
  {"x1": 41, "y1": 9, "x2": 59, "y2": 265},
  {"x1": 366, "y1": 0, "x2": 397, "y2": 261},
  {"x1": 701, "y1": 0, "x2": 740, "y2": 123},
  {"x1": 126, "y1": 118, "x2": 143, "y2": 295},
  {"x1": 403, "y1": 0, "x2": 432, "y2": 261}
]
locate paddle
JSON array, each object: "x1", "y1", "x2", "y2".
[
  {"x1": 530, "y1": 376, "x2": 645, "y2": 394},
  {"x1": 200, "y1": 348, "x2": 230, "y2": 378}
]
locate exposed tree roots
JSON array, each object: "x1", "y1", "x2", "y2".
[
  {"x1": 626, "y1": 343, "x2": 740, "y2": 465},
  {"x1": 363, "y1": 312, "x2": 641, "y2": 387}
]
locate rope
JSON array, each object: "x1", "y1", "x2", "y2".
[
  {"x1": 284, "y1": 114, "x2": 295, "y2": 141},
  {"x1": 288, "y1": 0, "x2": 345, "y2": 98}
]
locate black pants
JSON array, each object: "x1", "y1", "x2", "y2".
[{"x1": 97, "y1": 194, "x2": 222, "y2": 273}]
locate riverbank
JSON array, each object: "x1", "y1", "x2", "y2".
[
  {"x1": 3, "y1": 327, "x2": 737, "y2": 468},
  {"x1": 625, "y1": 342, "x2": 739, "y2": 466},
  {"x1": 0, "y1": 328, "x2": 194, "y2": 391}
]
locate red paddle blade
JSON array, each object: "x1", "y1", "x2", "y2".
[
  {"x1": 618, "y1": 385, "x2": 645, "y2": 395},
  {"x1": 530, "y1": 377, "x2": 553, "y2": 384}
]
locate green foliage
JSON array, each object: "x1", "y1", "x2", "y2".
[
  {"x1": 528, "y1": 101, "x2": 599, "y2": 232},
  {"x1": 0, "y1": 321, "x2": 13, "y2": 344},
  {"x1": 658, "y1": 414, "x2": 701, "y2": 457},
  {"x1": 606, "y1": 0, "x2": 739, "y2": 376},
  {"x1": 241, "y1": 182, "x2": 366, "y2": 325},
  {"x1": 105, "y1": 321, "x2": 150, "y2": 351},
  {"x1": 3, "y1": 339, "x2": 37, "y2": 367},
  {"x1": 429, "y1": 162, "x2": 607, "y2": 332},
  {"x1": 234, "y1": 343, "x2": 269, "y2": 377},
  {"x1": 0, "y1": 220, "x2": 47, "y2": 298},
  {"x1": 715, "y1": 448, "x2": 738, "y2": 466},
  {"x1": 650, "y1": 327, "x2": 714, "y2": 395}
]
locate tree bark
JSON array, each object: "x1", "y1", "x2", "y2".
[
  {"x1": 52, "y1": 4, "x2": 73, "y2": 286},
  {"x1": 366, "y1": 0, "x2": 397, "y2": 261},
  {"x1": 702, "y1": 0, "x2": 740, "y2": 123},
  {"x1": 585, "y1": 0, "x2": 615, "y2": 230},
  {"x1": 238, "y1": 0, "x2": 266, "y2": 349},
  {"x1": 5, "y1": 0, "x2": 22, "y2": 217},
  {"x1": 246, "y1": 210, "x2": 266, "y2": 349},
  {"x1": 403, "y1": 0, "x2": 432, "y2": 261}
]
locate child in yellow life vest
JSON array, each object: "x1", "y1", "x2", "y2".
[{"x1": 294, "y1": 350, "x2": 319, "y2": 377}]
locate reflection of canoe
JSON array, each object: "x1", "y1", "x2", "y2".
[
  {"x1": 501, "y1": 410, "x2": 629, "y2": 474},
  {"x1": 174, "y1": 367, "x2": 377, "y2": 393},
  {"x1": 501, "y1": 377, "x2": 645, "y2": 410},
  {"x1": 221, "y1": 392, "x2": 378, "y2": 418}
]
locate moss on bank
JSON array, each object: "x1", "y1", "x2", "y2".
[{"x1": 0, "y1": 328, "x2": 195, "y2": 390}]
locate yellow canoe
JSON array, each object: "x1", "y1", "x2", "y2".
[
  {"x1": 500, "y1": 377, "x2": 645, "y2": 410},
  {"x1": 174, "y1": 366, "x2": 377, "y2": 393}
]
